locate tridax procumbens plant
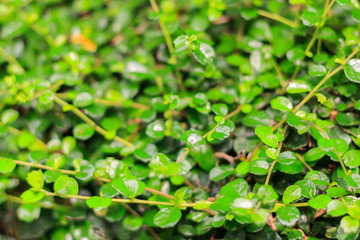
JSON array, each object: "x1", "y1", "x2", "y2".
[{"x1": 1, "y1": 0, "x2": 360, "y2": 239}]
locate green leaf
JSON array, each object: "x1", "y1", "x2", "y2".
[
  {"x1": 301, "y1": 10, "x2": 321, "y2": 26},
  {"x1": 153, "y1": 207, "x2": 182, "y2": 228},
  {"x1": 0, "y1": 157, "x2": 16, "y2": 173},
  {"x1": 54, "y1": 175, "x2": 79, "y2": 195},
  {"x1": 255, "y1": 126, "x2": 278, "y2": 148},
  {"x1": 305, "y1": 171, "x2": 330, "y2": 186},
  {"x1": 286, "y1": 80, "x2": 311, "y2": 94},
  {"x1": 86, "y1": 196, "x2": 112, "y2": 209},
  {"x1": 74, "y1": 162, "x2": 95, "y2": 181},
  {"x1": 327, "y1": 200, "x2": 348, "y2": 217},
  {"x1": 194, "y1": 200, "x2": 213, "y2": 210},
  {"x1": 309, "y1": 64, "x2": 327, "y2": 76},
  {"x1": 212, "y1": 103, "x2": 228, "y2": 116},
  {"x1": 105, "y1": 205, "x2": 126, "y2": 222},
  {"x1": 180, "y1": 130, "x2": 205, "y2": 148},
  {"x1": 318, "y1": 27, "x2": 337, "y2": 42},
  {"x1": 295, "y1": 178, "x2": 317, "y2": 199},
  {"x1": 348, "y1": 200, "x2": 360, "y2": 219},
  {"x1": 276, "y1": 206, "x2": 300, "y2": 227},
  {"x1": 20, "y1": 190, "x2": 45, "y2": 203},
  {"x1": 73, "y1": 92, "x2": 94, "y2": 107},
  {"x1": 26, "y1": 170, "x2": 44, "y2": 190},
  {"x1": 270, "y1": 96, "x2": 293, "y2": 111},
  {"x1": 173, "y1": 35, "x2": 188, "y2": 48},
  {"x1": 249, "y1": 159, "x2": 269, "y2": 175},
  {"x1": 282, "y1": 185, "x2": 302, "y2": 205},
  {"x1": 278, "y1": 151, "x2": 303, "y2": 174},
  {"x1": 256, "y1": 185, "x2": 279, "y2": 206},
  {"x1": 304, "y1": 147, "x2": 326, "y2": 163},
  {"x1": 192, "y1": 42, "x2": 215, "y2": 65},
  {"x1": 17, "y1": 203, "x2": 41, "y2": 223},
  {"x1": 61, "y1": 136, "x2": 76, "y2": 155},
  {"x1": 1, "y1": 109, "x2": 19, "y2": 124},
  {"x1": 146, "y1": 120, "x2": 165, "y2": 138},
  {"x1": 231, "y1": 198, "x2": 253, "y2": 216},
  {"x1": 123, "y1": 215, "x2": 144, "y2": 231},
  {"x1": 336, "y1": 112, "x2": 360, "y2": 126},
  {"x1": 243, "y1": 111, "x2": 271, "y2": 127},
  {"x1": 73, "y1": 123, "x2": 95, "y2": 140},
  {"x1": 327, "y1": 187, "x2": 351, "y2": 198},
  {"x1": 265, "y1": 148, "x2": 278, "y2": 160},
  {"x1": 44, "y1": 170, "x2": 62, "y2": 183},
  {"x1": 308, "y1": 195, "x2": 332, "y2": 210},
  {"x1": 287, "y1": 48, "x2": 305, "y2": 61},
  {"x1": 174, "y1": 188, "x2": 186, "y2": 207},
  {"x1": 352, "y1": 8, "x2": 360, "y2": 22},
  {"x1": 337, "y1": 216, "x2": 360, "y2": 239},
  {"x1": 209, "y1": 165, "x2": 234, "y2": 181},
  {"x1": 318, "y1": 138, "x2": 349, "y2": 161},
  {"x1": 220, "y1": 179, "x2": 248, "y2": 199},
  {"x1": 343, "y1": 150, "x2": 360, "y2": 168},
  {"x1": 100, "y1": 183, "x2": 120, "y2": 197},
  {"x1": 344, "y1": 59, "x2": 360, "y2": 83},
  {"x1": 236, "y1": 161, "x2": 250, "y2": 177},
  {"x1": 112, "y1": 175, "x2": 145, "y2": 198},
  {"x1": 213, "y1": 124, "x2": 232, "y2": 140}
]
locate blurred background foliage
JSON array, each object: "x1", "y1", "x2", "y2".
[{"x1": 1, "y1": 0, "x2": 360, "y2": 239}]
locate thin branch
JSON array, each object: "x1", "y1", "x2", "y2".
[
  {"x1": 53, "y1": 94, "x2": 134, "y2": 148},
  {"x1": 177, "y1": 105, "x2": 242, "y2": 163}
]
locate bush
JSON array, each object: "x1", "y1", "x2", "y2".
[{"x1": 1, "y1": 0, "x2": 360, "y2": 239}]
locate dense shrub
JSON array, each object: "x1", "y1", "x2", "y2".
[{"x1": 1, "y1": 0, "x2": 360, "y2": 239}]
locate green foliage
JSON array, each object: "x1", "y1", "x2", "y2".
[{"x1": 1, "y1": 0, "x2": 360, "y2": 239}]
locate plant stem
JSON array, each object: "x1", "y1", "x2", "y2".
[
  {"x1": 249, "y1": 46, "x2": 358, "y2": 164},
  {"x1": 29, "y1": 80, "x2": 64, "y2": 100},
  {"x1": 265, "y1": 125, "x2": 287, "y2": 185},
  {"x1": 295, "y1": 153, "x2": 314, "y2": 171},
  {"x1": 310, "y1": 123, "x2": 349, "y2": 175},
  {"x1": 257, "y1": 10, "x2": 298, "y2": 28},
  {"x1": 275, "y1": 202, "x2": 309, "y2": 208},
  {"x1": 248, "y1": 47, "x2": 359, "y2": 160},
  {"x1": 53, "y1": 94, "x2": 134, "y2": 148},
  {"x1": 177, "y1": 105, "x2": 242, "y2": 163},
  {"x1": 0, "y1": 46, "x2": 25, "y2": 74},
  {"x1": 149, "y1": 0, "x2": 184, "y2": 90},
  {"x1": 289, "y1": 0, "x2": 335, "y2": 82},
  {"x1": 7, "y1": 126, "x2": 47, "y2": 150},
  {"x1": 43, "y1": 190, "x2": 178, "y2": 206},
  {"x1": 4, "y1": 193, "x2": 66, "y2": 210},
  {"x1": 6, "y1": 157, "x2": 174, "y2": 199},
  {"x1": 265, "y1": 160, "x2": 277, "y2": 185},
  {"x1": 18, "y1": 11, "x2": 57, "y2": 47},
  {"x1": 55, "y1": 93, "x2": 150, "y2": 110}
]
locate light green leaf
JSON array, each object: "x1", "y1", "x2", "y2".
[
  {"x1": 54, "y1": 175, "x2": 79, "y2": 195},
  {"x1": 0, "y1": 157, "x2": 16, "y2": 173},
  {"x1": 276, "y1": 206, "x2": 300, "y2": 227},
  {"x1": 209, "y1": 165, "x2": 234, "y2": 181},
  {"x1": 282, "y1": 185, "x2": 302, "y2": 205},
  {"x1": 271, "y1": 96, "x2": 293, "y2": 111},
  {"x1": 86, "y1": 196, "x2": 112, "y2": 209},
  {"x1": 73, "y1": 123, "x2": 95, "y2": 141},
  {"x1": 286, "y1": 80, "x2": 311, "y2": 94},
  {"x1": 153, "y1": 207, "x2": 182, "y2": 228},
  {"x1": 327, "y1": 200, "x2": 348, "y2": 217},
  {"x1": 308, "y1": 195, "x2": 332, "y2": 210},
  {"x1": 344, "y1": 59, "x2": 360, "y2": 83},
  {"x1": 1, "y1": 109, "x2": 19, "y2": 124},
  {"x1": 73, "y1": 92, "x2": 94, "y2": 108},
  {"x1": 26, "y1": 170, "x2": 44, "y2": 190},
  {"x1": 112, "y1": 175, "x2": 146, "y2": 198}
]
